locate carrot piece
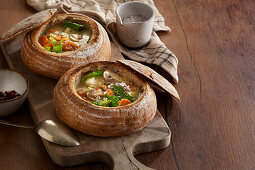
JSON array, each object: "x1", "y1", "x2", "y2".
[
  {"x1": 95, "y1": 86, "x2": 101, "y2": 90},
  {"x1": 118, "y1": 99, "x2": 131, "y2": 106},
  {"x1": 106, "y1": 89, "x2": 114, "y2": 96},
  {"x1": 54, "y1": 35, "x2": 63, "y2": 41},
  {"x1": 102, "y1": 85, "x2": 107, "y2": 91},
  {"x1": 77, "y1": 90, "x2": 87, "y2": 98},
  {"x1": 48, "y1": 29, "x2": 55, "y2": 33},
  {"x1": 62, "y1": 41, "x2": 79, "y2": 51},
  {"x1": 62, "y1": 43, "x2": 74, "y2": 51},
  {"x1": 39, "y1": 35, "x2": 48, "y2": 47},
  {"x1": 44, "y1": 44, "x2": 53, "y2": 49},
  {"x1": 67, "y1": 41, "x2": 78, "y2": 47}
]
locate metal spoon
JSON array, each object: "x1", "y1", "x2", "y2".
[{"x1": 0, "y1": 119, "x2": 80, "y2": 146}]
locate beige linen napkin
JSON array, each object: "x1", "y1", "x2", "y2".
[{"x1": 26, "y1": 0, "x2": 179, "y2": 82}]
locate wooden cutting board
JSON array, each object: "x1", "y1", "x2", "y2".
[{"x1": 1, "y1": 36, "x2": 171, "y2": 170}]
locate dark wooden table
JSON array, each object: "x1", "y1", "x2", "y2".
[{"x1": 1, "y1": 0, "x2": 255, "y2": 169}]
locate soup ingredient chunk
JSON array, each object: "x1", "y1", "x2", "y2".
[
  {"x1": 39, "y1": 20, "x2": 91, "y2": 53},
  {"x1": 76, "y1": 70, "x2": 141, "y2": 107}
]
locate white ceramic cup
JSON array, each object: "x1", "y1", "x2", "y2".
[{"x1": 116, "y1": 2, "x2": 155, "y2": 48}]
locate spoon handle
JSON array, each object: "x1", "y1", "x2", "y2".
[{"x1": 0, "y1": 119, "x2": 34, "y2": 129}]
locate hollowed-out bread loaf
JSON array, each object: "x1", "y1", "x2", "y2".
[
  {"x1": 53, "y1": 61, "x2": 157, "y2": 137},
  {"x1": 21, "y1": 13, "x2": 111, "y2": 79}
]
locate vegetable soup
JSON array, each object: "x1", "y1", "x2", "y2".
[
  {"x1": 75, "y1": 70, "x2": 142, "y2": 107},
  {"x1": 39, "y1": 20, "x2": 92, "y2": 53}
]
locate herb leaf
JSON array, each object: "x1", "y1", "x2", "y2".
[
  {"x1": 52, "y1": 44, "x2": 63, "y2": 53},
  {"x1": 111, "y1": 85, "x2": 134, "y2": 102},
  {"x1": 105, "y1": 94, "x2": 119, "y2": 107},
  {"x1": 92, "y1": 95, "x2": 119, "y2": 107},
  {"x1": 45, "y1": 46, "x2": 51, "y2": 51},
  {"x1": 92, "y1": 97, "x2": 111, "y2": 107},
  {"x1": 62, "y1": 20, "x2": 85, "y2": 31},
  {"x1": 80, "y1": 70, "x2": 104, "y2": 83}
]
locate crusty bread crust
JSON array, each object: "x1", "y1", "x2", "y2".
[
  {"x1": 118, "y1": 60, "x2": 180, "y2": 100},
  {"x1": 53, "y1": 61, "x2": 157, "y2": 137},
  {"x1": 21, "y1": 13, "x2": 111, "y2": 79},
  {"x1": 0, "y1": 9, "x2": 57, "y2": 43}
]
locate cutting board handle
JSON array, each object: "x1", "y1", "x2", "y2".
[
  {"x1": 112, "y1": 156, "x2": 155, "y2": 170},
  {"x1": 107, "y1": 140, "x2": 155, "y2": 170}
]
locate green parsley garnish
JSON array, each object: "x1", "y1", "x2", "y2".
[
  {"x1": 92, "y1": 95, "x2": 119, "y2": 107},
  {"x1": 45, "y1": 46, "x2": 51, "y2": 51},
  {"x1": 52, "y1": 44, "x2": 62, "y2": 53},
  {"x1": 51, "y1": 41, "x2": 63, "y2": 53},
  {"x1": 105, "y1": 94, "x2": 119, "y2": 107},
  {"x1": 80, "y1": 70, "x2": 104, "y2": 83},
  {"x1": 111, "y1": 85, "x2": 134, "y2": 102},
  {"x1": 62, "y1": 20, "x2": 85, "y2": 32},
  {"x1": 92, "y1": 97, "x2": 111, "y2": 107}
]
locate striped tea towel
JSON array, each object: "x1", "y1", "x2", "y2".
[{"x1": 26, "y1": 0, "x2": 179, "y2": 82}]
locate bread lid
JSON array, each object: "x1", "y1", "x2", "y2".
[
  {"x1": 117, "y1": 60, "x2": 180, "y2": 100},
  {"x1": 0, "y1": 9, "x2": 57, "y2": 43}
]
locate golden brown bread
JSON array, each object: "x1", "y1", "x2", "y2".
[
  {"x1": 53, "y1": 61, "x2": 157, "y2": 137},
  {"x1": 21, "y1": 13, "x2": 111, "y2": 79},
  {"x1": 0, "y1": 9, "x2": 57, "y2": 43},
  {"x1": 117, "y1": 60, "x2": 180, "y2": 100}
]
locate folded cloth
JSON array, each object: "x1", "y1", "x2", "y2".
[{"x1": 26, "y1": 0, "x2": 179, "y2": 82}]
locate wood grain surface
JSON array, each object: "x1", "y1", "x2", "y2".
[
  {"x1": 0, "y1": 0, "x2": 255, "y2": 170},
  {"x1": 2, "y1": 35, "x2": 171, "y2": 170}
]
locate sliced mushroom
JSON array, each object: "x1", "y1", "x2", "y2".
[
  {"x1": 103, "y1": 70, "x2": 122, "y2": 81},
  {"x1": 103, "y1": 70, "x2": 112, "y2": 80},
  {"x1": 87, "y1": 89, "x2": 103, "y2": 101},
  {"x1": 87, "y1": 90, "x2": 97, "y2": 101},
  {"x1": 76, "y1": 88, "x2": 89, "y2": 98},
  {"x1": 70, "y1": 34, "x2": 82, "y2": 42}
]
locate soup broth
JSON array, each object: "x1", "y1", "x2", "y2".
[
  {"x1": 75, "y1": 70, "x2": 142, "y2": 107},
  {"x1": 39, "y1": 20, "x2": 92, "y2": 53}
]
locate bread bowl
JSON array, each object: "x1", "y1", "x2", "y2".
[
  {"x1": 21, "y1": 13, "x2": 111, "y2": 79},
  {"x1": 53, "y1": 61, "x2": 157, "y2": 137},
  {"x1": 0, "y1": 9, "x2": 111, "y2": 79}
]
